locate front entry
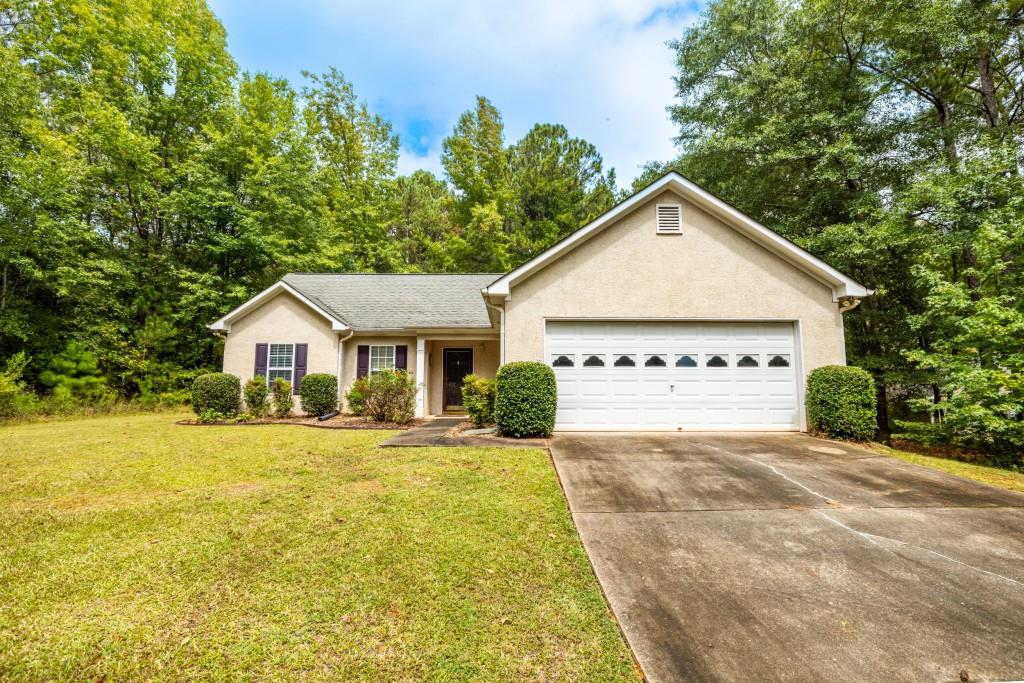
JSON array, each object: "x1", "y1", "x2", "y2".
[{"x1": 443, "y1": 348, "x2": 473, "y2": 411}]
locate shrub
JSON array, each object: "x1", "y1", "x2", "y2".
[
  {"x1": 191, "y1": 373, "x2": 241, "y2": 417},
  {"x1": 345, "y1": 377, "x2": 368, "y2": 415},
  {"x1": 39, "y1": 341, "x2": 110, "y2": 407},
  {"x1": 361, "y1": 369, "x2": 416, "y2": 424},
  {"x1": 807, "y1": 365, "x2": 876, "y2": 440},
  {"x1": 272, "y1": 377, "x2": 293, "y2": 417},
  {"x1": 243, "y1": 377, "x2": 269, "y2": 417},
  {"x1": 494, "y1": 362, "x2": 557, "y2": 438},
  {"x1": 0, "y1": 352, "x2": 38, "y2": 419},
  {"x1": 300, "y1": 373, "x2": 338, "y2": 416},
  {"x1": 462, "y1": 374, "x2": 496, "y2": 427}
]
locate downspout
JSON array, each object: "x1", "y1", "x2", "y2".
[
  {"x1": 336, "y1": 329, "x2": 354, "y2": 405},
  {"x1": 484, "y1": 299, "x2": 505, "y2": 366}
]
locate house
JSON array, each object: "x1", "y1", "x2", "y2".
[{"x1": 210, "y1": 172, "x2": 870, "y2": 431}]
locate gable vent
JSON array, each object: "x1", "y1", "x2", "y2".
[{"x1": 656, "y1": 204, "x2": 683, "y2": 234}]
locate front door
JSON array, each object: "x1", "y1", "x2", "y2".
[{"x1": 443, "y1": 348, "x2": 474, "y2": 411}]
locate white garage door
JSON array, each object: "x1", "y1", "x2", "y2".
[{"x1": 546, "y1": 321, "x2": 800, "y2": 431}]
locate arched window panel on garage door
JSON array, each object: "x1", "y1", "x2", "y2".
[
  {"x1": 583, "y1": 354, "x2": 606, "y2": 367},
  {"x1": 706, "y1": 353, "x2": 729, "y2": 367},
  {"x1": 768, "y1": 354, "x2": 791, "y2": 367},
  {"x1": 675, "y1": 354, "x2": 698, "y2": 367},
  {"x1": 737, "y1": 354, "x2": 760, "y2": 367},
  {"x1": 551, "y1": 354, "x2": 574, "y2": 367},
  {"x1": 613, "y1": 354, "x2": 636, "y2": 367},
  {"x1": 644, "y1": 354, "x2": 667, "y2": 367}
]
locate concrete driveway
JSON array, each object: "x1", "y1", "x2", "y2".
[{"x1": 550, "y1": 433, "x2": 1024, "y2": 683}]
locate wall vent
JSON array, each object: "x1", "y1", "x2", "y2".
[{"x1": 656, "y1": 204, "x2": 683, "y2": 234}]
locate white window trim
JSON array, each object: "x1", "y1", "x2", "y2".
[
  {"x1": 369, "y1": 344, "x2": 396, "y2": 375},
  {"x1": 266, "y1": 342, "x2": 295, "y2": 387},
  {"x1": 655, "y1": 203, "x2": 683, "y2": 234}
]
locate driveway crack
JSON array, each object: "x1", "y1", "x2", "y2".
[{"x1": 814, "y1": 510, "x2": 1024, "y2": 589}]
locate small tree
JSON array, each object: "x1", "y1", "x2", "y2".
[
  {"x1": 243, "y1": 377, "x2": 269, "y2": 417},
  {"x1": 300, "y1": 373, "x2": 338, "y2": 416},
  {"x1": 272, "y1": 378, "x2": 293, "y2": 417}
]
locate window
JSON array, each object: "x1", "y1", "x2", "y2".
[
  {"x1": 268, "y1": 343, "x2": 294, "y2": 385},
  {"x1": 675, "y1": 354, "x2": 698, "y2": 368},
  {"x1": 706, "y1": 354, "x2": 729, "y2": 367},
  {"x1": 737, "y1": 354, "x2": 759, "y2": 368},
  {"x1": 583, "y1": 354, "x2": 605, "y2": 367},
  {"x1": 370, "y1": 345, "x2": 395, "y2": 374},
  {"x1": 613, "y1": 354, "x2": 636, "y2": 367},
  {"x1": 656, "y1": 204, "x2": 683, "y2": 234},
  {"x1": 551, "y1": 354, "x2": 574, "y2": 367},
  {"x1": 644, "y1": 354, "x2": 667, "y2": 367},
  {"x1": 768, "y1": 354, "x2": 791, "y2": 367}
]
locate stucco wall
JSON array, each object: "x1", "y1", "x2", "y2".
[
  {"x1": 339, "y1": 335, "x2": 418, "y2": 411},
  {"x1": 503, "y1": 189, "x2": 846, "y2": 374},
  {"x1": 425, "y1": 339, "x2": 500, "y2": 415},
  {"x1": 222, "y1": 292, "x2": 339, "y2": 388}
]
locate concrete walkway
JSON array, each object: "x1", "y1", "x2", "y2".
[
  {"x1": 552, "y1": 432, "x2": 1024, "y2": 683},
  {"x1": 380, "y1": 417, "x2": 546, "y2": 448}
]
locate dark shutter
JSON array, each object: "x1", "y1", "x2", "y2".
[
  {"x1": 395, "y1": 345, "x2": 408, "y2": 370},
  {"x1": 356, "y1": 345, "x2": 370, "y2": 378},
  {"x1": 254, "y1": 343, "x2": 268, "y2": 377},
  {"x1": 293, "y1": 343, "x2": 308, "y2": 394}
]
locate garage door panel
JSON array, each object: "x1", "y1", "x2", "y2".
[{"x1": 547, "y1": 320, "x2": 799, "y2": 431}]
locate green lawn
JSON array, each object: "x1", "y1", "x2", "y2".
[
  {"x1": 0, "y1": 413, "x2": 638, "y2": 682},
  {"x1": 872, "y1": 443, "x2": 1024, "y2": 494}
]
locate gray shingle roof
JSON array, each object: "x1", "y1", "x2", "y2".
[{"x1": 282, "y1": 273, "x2": 501, "y2": 330}]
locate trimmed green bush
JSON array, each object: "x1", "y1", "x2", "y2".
[
  {"x1": 807, "y1": 365, "x2": 876, "y2": 440},
  {"x1": 344, "y1": 377, "x2": 368, "y2": 415},
  {"x1": 462, "y1": 374, "x2": 496, "y2": 427},
  {"x1": 494, "y1": 362, "x2": 557, "y2": 438},
  {"x1": 243, "y1": 377, "x2": 268, "y2": 417},
  {"x1": 191, "y1": 373, "x2": 241, "y2": 417},
  {"x1": 272, "y1": 377, "x2": 293, "y2": 417},
  {"x1": 361, "y1": 370, "x2": 416, "y2": 424},
  {"x1": 300, "y1": 373, "x2": 338, "y2": 416}
]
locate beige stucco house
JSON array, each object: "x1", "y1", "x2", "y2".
[{"x1": 210, "y1": 172, "x2": 870, "y2": 430}]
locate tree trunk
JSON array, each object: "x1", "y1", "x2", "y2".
[
  {"x1": 978, "y1": 47, "x2": 1000, "y2": 128},
  {"x1": 875, "y1": 379, "x2": 890, "y2": 439}
]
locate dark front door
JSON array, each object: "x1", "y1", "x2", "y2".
[{"x1": 443, "y1": 348, "x2": 473, "y2": 410}]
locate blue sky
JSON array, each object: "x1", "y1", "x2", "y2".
[{"x1": 207, "y1": 1, "x2": 706, "y2": 185}]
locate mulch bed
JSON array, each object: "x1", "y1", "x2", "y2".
[{"x1": 177, "y1": 414, "x2": 424, "y2": 430}]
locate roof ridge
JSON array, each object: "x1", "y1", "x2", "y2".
[{"x1": 285, "y1": 272, "x2": 505, "y2": 276}]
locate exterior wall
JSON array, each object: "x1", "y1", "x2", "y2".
[
  {"x1": 502, "y1": 188, "x2": 846, "y2": 383},
  {"x1": 222, "y1": 292, "x2": 339, "y2": 395},
  {"x1": 339, "y1": 334, "x2": 418, "y2": 412},
  {"x1": 425, "y1": 339, "x2": 500, "y2": 415}
]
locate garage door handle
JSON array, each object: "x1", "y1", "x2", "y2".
[{"x1": 669, "y1": 384, "x2": 674, "y2": 392}]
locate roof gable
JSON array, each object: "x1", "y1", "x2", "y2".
[{"x1": 484, "y1": 172, "x2": 870, "y2": 302}]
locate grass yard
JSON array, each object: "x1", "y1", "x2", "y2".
[
  {"x1": 0, "y1": 413, "x2": 639, "y2": 682},
  {"x1": 872, "y1": 443, "x2": 1024, "y2": 494}
]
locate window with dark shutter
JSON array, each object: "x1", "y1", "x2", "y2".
[{"x1": 395, "y1": 345, "x2": 408, "y2": 370}]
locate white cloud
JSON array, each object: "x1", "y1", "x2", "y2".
[{"x1": 212, "y1": 0, "x2": 703, "y2": 184}]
